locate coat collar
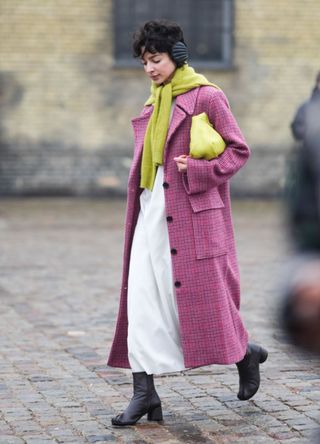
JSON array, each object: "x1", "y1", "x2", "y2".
[{"x1": 175, "y1": 87, "x2": 200, "y2": 115}]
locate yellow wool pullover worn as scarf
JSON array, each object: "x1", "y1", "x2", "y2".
[{"x1": 140, "y1": 64, "x2": 219, "y2": 190}]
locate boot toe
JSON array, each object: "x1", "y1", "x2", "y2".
[
  {"x1": 111, "y1": 414, "x2": 129, "y2": 426},
  {"x1": 238, "y1": 384, "x2": 259, "y2": 401},
  {"x1": 237, "y1": 388, "x2": 244, "y2": 400},
  {"x1": 111, "y1": 415, "x2": 121, "y2": 426}
]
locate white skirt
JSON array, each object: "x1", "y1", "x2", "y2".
[{"x1": 127, "y1": 166, "x2": 186, "y2": 375}]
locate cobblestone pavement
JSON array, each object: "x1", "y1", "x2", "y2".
[{"x1": 0, "y1": 198, "x2": 319, "y2": 444}]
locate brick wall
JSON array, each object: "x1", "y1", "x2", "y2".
[{"x1": 0, "y1": 0, "x2": 319, "y2": 196}]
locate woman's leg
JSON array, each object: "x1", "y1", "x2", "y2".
[
  {"x1": 111, "y1": 372, "x2": 162, "y2": 426},
  {"x1": 127, "y1": 206, "x2": 185, "y2": 375},
  {"x1": 112, "y1": 213, "x2": 163, "y2": 426},
  {"x1": 236, "y1": 343, "x2": 268, "y2": 400}
]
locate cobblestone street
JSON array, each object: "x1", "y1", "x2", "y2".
[{"x1": 0, "y1": 198, "x2": 319, "y2": 444}]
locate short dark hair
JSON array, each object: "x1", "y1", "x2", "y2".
[{"x1": 132, "y1": 20, "x2": 186, "y2": 63}]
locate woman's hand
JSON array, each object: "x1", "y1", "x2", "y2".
[{"x1": 174, "y1": 154, "x2": 189, "y2": 173}]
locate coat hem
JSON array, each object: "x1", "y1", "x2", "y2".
[
  {"x1": 107, "y1": 361, "x2": 131, "y2": 369},
  {"x1": 107, "y1": 341, "x2": 248, "y2": 372}
]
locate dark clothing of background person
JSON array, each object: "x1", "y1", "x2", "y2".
[
  {"x1": 282, "y1": 73, "x2": 320, "y2": 355},
  {"x1": 291, "y1": 84, "x2": 320, "y2": 143},
  {"x1": 288, "y1": 129, "x2": 320, "y2": 251},
  {"x1": 289, "y1": 75, "x2": 320, "y2": 250}
]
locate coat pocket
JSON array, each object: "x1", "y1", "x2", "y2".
[{"x1": 189, "y1": 189, "x2": 227, "y2": 259}]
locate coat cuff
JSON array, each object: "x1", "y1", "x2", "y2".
[{"x1": 183, "y1": 157, "x2": 210, "y2": 195}]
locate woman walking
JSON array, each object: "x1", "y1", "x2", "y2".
[{"x1": 107, "y1": 20, "x2": 268, "y2": 426}]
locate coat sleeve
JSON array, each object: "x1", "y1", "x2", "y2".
[{"x1": 183, "y1": 89, "x2": 250, "y2": 195}]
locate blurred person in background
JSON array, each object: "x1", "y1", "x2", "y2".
[
  {"x1": 107, "y1": 20, "x2": 268, "y2": 427},
  {"x1": 291, "y1": 71, "x2": 320, "y2": 143},
  {"x1": 282, "y1": 71, "x2": 320, "y2": 354}
]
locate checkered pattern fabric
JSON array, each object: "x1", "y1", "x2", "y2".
[{"x1": 107, "y1": 86, "x2": 250, "y2": 369}]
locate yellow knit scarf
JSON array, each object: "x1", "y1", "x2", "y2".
[{"x1": 140, "y1": 64, "x2": 219, "y2": 190}]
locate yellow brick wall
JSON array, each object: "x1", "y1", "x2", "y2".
[
  {"x1": 232, "y1": 0, "x2": 320, "y2": 149},
  {"x1": 0, "y1": 0, "x2": 115, "y2": 148},
  {"x1": 0, "y1": 0, "x2": 319, "y2": 194}
]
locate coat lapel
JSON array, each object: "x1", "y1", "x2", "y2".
[
  {"x1": 166, "y1": 106, "x2": 187, "y2": 145},
  {"x1": 131, "y1": 106, "x2": 153, "y2": 149},
  {"x1": 166, "y1": 88, "x2": 200, "y2": 145},
  {"x1": 130, "y1": 106, "x2": 153, "y2": 177},
  {"x1": 176, "y1": 87, "x2": 199, "y2": 116}
]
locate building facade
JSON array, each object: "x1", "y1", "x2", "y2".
[{"x1": 0, "y1": 0, "x2": 319, "y2": 196}]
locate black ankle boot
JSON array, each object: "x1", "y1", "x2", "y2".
[
  {"x1": 111, "y1": 372, "x2": 163, "y2": 426},
  {"x1": 236, "y1": 343, "x2": 268, "y2": 401}
]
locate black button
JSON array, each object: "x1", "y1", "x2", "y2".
[
  {"x1": 163, "y1": 182, "x2": 169, "y2": 189},
  {"x1": 174, "y1": 281, "x2": 181, "y2": 288},
  {"x1": 171, "y1": 248, "x2": 177, "y2": 255},
  {"x1": 166, "y1": 216, "x2": 173, "y2": 222}
]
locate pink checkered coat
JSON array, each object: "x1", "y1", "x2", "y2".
[{"x1": 107, "y1": 86, "x2": 250, "y2": 369}]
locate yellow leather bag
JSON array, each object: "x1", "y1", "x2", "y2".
[{"x1": 190, "y1": 112, "x2": 226, "y2": 160}]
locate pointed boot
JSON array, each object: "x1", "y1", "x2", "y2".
[
  {"x1": 236, "y1": 343, "x2": 268, "y2": 401},
  {"x1": 111, "y1": 372, "x2": 163, "y2": 426}
]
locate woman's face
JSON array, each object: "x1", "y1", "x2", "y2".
[{"x1": 141, "y1": 51, "x2": 176, "y2": 85}]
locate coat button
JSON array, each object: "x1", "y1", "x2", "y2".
[
  {"x1": 166, "y1": 216, "x2": 173, "y2": 222},
  {"x1": 174, "y1": 281, "x2": 181, "y2": 288},
  {"x1": 163, "y1": 182, "x2": 169, "y2": 189},
  {"x1": 171, "y1": 248, "x2": 177, "y2": 255}
]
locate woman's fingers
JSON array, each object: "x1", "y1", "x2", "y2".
[{"x1": 173, "y1": 155, "x2": 188, "y2": 172}]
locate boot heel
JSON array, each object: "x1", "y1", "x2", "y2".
[
  {"x1": 259, "y1": 347, "x2": 268, "y2": 364},
  {"x1": 147, "y1": 405, "x2": 163, "y2": 421}
]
